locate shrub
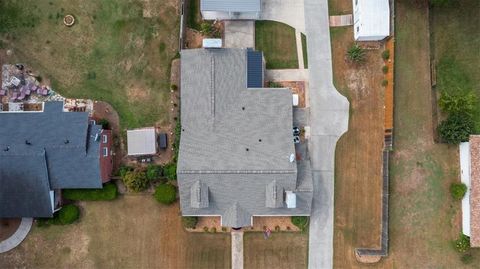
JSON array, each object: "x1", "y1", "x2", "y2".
[
  {"x1": 454, "y1": 234, "x2": 470, "y2": 253},
  {"x1": 275, "y1": 225, "x2": 280, "y2": 232},
  {"x1": 439, "y1": 91, "x2": 477, "y2": 116},
  {"x1": 118, "y1": 165, "x2": 133, "y2": 178},
  {"x1": 461, "y1": 253, "x2": 473, "y2": 264},
  {"x1": 291, "y1": 216, "x2": 309, "y2": 231},
  {"x1": 182, "y1": 216, "x2": 198, "y2": 229},
  {"x1": 221, "y1": 227, "x2": 227, "y2": 232},
  {"x1": 171, "y1": 84, "x2": 178, "y2": 91},
  {"x1": 438, "y1": 113, "x2": 474, "y2": 144},
  {"x1": 382, "y1": 65, "x2": 389, "y2": 74},
  {"x1": 203, "y1": 226, "x2": 209, "y2": 232},
  {"x1": 450, "y1": 183, "x2": 468, "y2": 200},
  {"x1": 210, "y1": 227, "x2": 216, "y2": 233},
  {"x1": 97, "y1": 118, "x2": 110, "y2": 130},
  {"x1": 381, "y1": 80, "x2": 388, "y2": 87},
  {"x1": 63, "y1": 183, "x2": 117, "y2": 201},
  {"x1": 146, "y1": 165, "x2": 162, "y2": 181},
  {"x1": 164, "y1": 163, "x2": 177, "y2": 181},
  {"x1": 268, "y1": 81, "x2": 283, "y2": 88},
  {"x1": 154, "y1": 184, "x2": 177, "y2": 204},
  {"x1": 122, "y1": 169, "x2": 149, "y2": 192},
  {"x1": 58, "y1": 204, "x2": 80, "y2": 225},
  {"x1": 382, "y1": 50, "x2": 390, "y2": 60},
  {"x1": 347, "y1": 44, "x2": 365, "y2": 63}
]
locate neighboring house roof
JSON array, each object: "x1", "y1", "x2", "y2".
[
  {"x1": 127, "y1": 127, "x2": 156, "y2": 156},
  {"x1": 470, "y1": 135, "x2": 480, "y2": 247},
  {"x1": 201, "y1": 0, "x2": 261, "y2": 12},
  {"x1": 0, "y1": 101, "x2": 103, "y2": 218},
  {"x1": 178, "y1": 49, "x2": 312, "y2": 227}
]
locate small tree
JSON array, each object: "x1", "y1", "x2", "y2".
[
  {"x1": 346, "y1": 44, "x2": 365, "y2": 63},
  {"x1": 164, "y1": 163, "x2": 177, "y2": 181},
  {"x1": 154, "y1": 183, "x2": 177, "y2": 204},
  {"x1": 146, "y1": 165, "x2": 162, "y2": 181},
  {"x1": 182, "y1": 216, "x2": 198, "y2": 229},
  {"x1": 450, "y1": 183, "x2": 467, "y2": 200},
  {"x1": 122, "y1": 169, "x2": 149, "y2": 192},
  {"x1": 438, "y1": 113, "x2": 473, "y2": 144},
  {"x1": 439, "y1": 91, "x2": 477, "y2": 116},
  {"x1": 291, "y1": 216, "x2": 309, "y2": 231}
]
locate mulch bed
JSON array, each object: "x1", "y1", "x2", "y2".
[{"x1": 0, "y1": 218, "x2": 21, "y2": 242}]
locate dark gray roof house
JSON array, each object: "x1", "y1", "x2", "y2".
[
  {"x1": 201, "y1": 0, "x2": 261, "y2": 20},
  {"x1": 178, "y1": 48, "x2": 313, "y2": 228},
  {"x1": 0, "y1": 101, "x2": 105, "y2": 218}
]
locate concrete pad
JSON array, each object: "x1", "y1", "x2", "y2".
[
  {"x1": 224, "y1": 21, "x2": 255, "y2": 49},
  {"x1": 231, "y1": 231, "x2": 244, "y2": 269},
  {"x1": 265, "y1": 69, "x2": 309, "y2": 81},
  {"x1": 261, "y1": 0, "x2": 306, "y2": 32}
]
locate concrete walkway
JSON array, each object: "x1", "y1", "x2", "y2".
[
  {"x1": 295, "y1": 30, "x2": 305, "y2": 69},
  {"x1": 224, "y1": 21, "x2": 255, "y2": 48},
  {"x1": 265, "y1": 69, "x2": 308, "y2": 81},
  {"x1": 231, "y1": 231, "x2": 244, "y2": 269},
  {"x1": 261, "y1": 0, "x2": 305, "y2": 32},
  {"x1": 0, "y1": 218, "x2": 33, "y2": 253},
  {"x1": 304, "y1": 0, "x2": 350, "y2": 268}
]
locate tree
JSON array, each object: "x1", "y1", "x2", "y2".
[
  {"x1": 439, "y1": 91, "x2": 477, "y2": 116},
  {"x1": 97, "y1": 118, "x2": 110, "y2": 130},
  {"x1": 164, "y1": 163, "x2": 177, "y2": 181},
  {"x1": 122, "y1": 169, "x2": 149, "y2": 192},
  {"x1": 438, "y1": 113, "x2": 473, "y2": 144},
  {"x1": 146, "y1": 165, "x2": 162, "y2": 181},
  {"x1": 182, "y1": 216, "x2": 198, "y2": 229},
  {"x1": 450, "y1": 183, "x2": 468, "y2": 200},
  {"x1": 346, "y1": 44, "x2": 365, "y2": 63},
  {"x1": 154, "y1": 184, "x2": 177, "y2": 204}
]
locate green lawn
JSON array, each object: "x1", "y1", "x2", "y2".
[
  {"x1": 244, "y1": 232, "x2": 308, "y2": 269},
  {"x1": 0, "y1": 0, "x2": 179, "y2": 129},
  {"x1": 431, "y1": 0, "x2": 480, "y2": 131},
  {"x1": 255, "y1": 21, "x2": 298, "y2": 69},
  {"x1": 301, "y1": 33, "x2": 308, "y2": 69}
]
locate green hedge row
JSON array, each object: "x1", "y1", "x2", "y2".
[
  {"x1": 37, "y1": 204, "x2": 80, "y2": 227},
  {"x1": 63, "y1": 183, "x2": 118, "y2": 201}
]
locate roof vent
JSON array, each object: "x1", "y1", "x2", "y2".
[
  {"x1": 25, "y1": 140, "x2": 31, "y2": 145},
  {"x1": 242, "y1": 107, "x2": 245, "y2": 111},
  {"x1": 4, "y1": 146, "x2": 9, "y2": 152},
  {"x1": 246, "y1": 148, "x2": 249, "y2": 152},
  {"x1": 259, "y1": 139, "x2": 262, "y2": 142},
  {"x1": 64, "y1": 139, "x2": 70, "y2": 144}
]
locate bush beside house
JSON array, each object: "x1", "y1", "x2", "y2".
[
  {"x1": 182, "y1": 216, "x2": 198, "y2": 229},
  {"x1": 63, "y1": 183, "x2": 118, "y2": 201},
  {"x1": 450, "y1": 183, "x2": 468, "y2": 200},
  {"x1": 163, "y1": 163, "x2": 177, "y2": 181},
  {"x1": 37, "y1": 204, "x2": 80, "y2": 227},
  {"x1": 154, "y1": 184, "x2": 177, "y2": 205},
  {"x1": 291, "y1": 216, "x2": 309, "y2": 231},
  {"x1": 122, "y1": 169, "x2": 149, "y2": 192}
]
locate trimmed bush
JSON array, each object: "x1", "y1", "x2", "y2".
[
  {"x1": 182, "y1": 216, "x2": 198, "y2": 229},
  {"x1": 381, "y1": 80, "x2": 389, "y2": 87},
  {"x1": 63, "y1": 183, "x2": 118, "y2": 201},
  {"x1": 146, "y1": 165, "x2": 162, "y2": 181},
  {"x1": 382, "y1": 65, "x2": 389, "y2": 74},
  {"x1": 454, "y1": 234, "x2": 470, "y2": 253},
  {"x1": 382, "y1": 50, "x2": 390, "y2": 60},
  {"x1": 450, "y1": 183, "x2": 468, "y2": 200},
  {"x1": 438, "y1": 113, "x2": 474, "y2": 144},
  {"x1": 203, "y1": 226, "x2": 209, "y2": 232},
  {"x1": 164, "y1": 163, "x2": 177, "y2": 181},
  {"x1": 122, "y1": 169, "x2": 149, "y2": 192},
  {"x1": 58, "y1": 204, "x2": 80, "y2": 224},
  {"x1": 210, "y1": 227, "x2": 216, "y2": 233},
  {"x1": 154, "y1": 184, "x2": 177, "y2": 204},
  {"x1": 291, "y1": 216, "x2": 309, "y2": 231}
]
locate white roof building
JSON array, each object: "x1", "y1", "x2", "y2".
[
  {"x1": 127, "y1": 127, "x2": 157, "y2": 156},
  {"x1": 352, "y1": 0, "x2": 390, "y2": 41}
]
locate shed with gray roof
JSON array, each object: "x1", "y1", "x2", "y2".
[
  {"x1": 201, "y1": 0, "x2": 262, "y2": 20},
  {"x1": 178, "y1": 48, "x2": 313, "y2": 228}
]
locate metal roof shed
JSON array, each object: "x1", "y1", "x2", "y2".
[
  {"x1": 127, "y1": 127, "x2": 157, "y2": 156},
  {"x1": 352, "y1": 0, "x2": 390, "y2": 41}
]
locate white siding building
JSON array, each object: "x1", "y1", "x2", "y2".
[
  {"x1": 201, "y1": 0, "x2": 261, "y2": 20},
  {"x1": 352, "y1": 0, "x2": 390, "y2": 41}
]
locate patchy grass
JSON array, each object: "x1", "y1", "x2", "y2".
[
  {"x1": 0, "y1": 195, "x2": 231, "y2": 268},
  {"x1": 244, "y1": 232, "x2": 308, "y2": 269},
  {"x1": 255, "y1": 21, "x2": 298, "y2": 69},
  {"x1": 431, "y1": 0, "x2": 480, "y2": 131},
  {"x1": 0, "y1": 0, "x2": 179, "y2": 129},
  {"x1": 301, "y1": 33, "x2": 308, "y2": 68}
]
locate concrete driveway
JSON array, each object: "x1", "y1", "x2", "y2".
[
  {"x1": 304, "y1": 0, "x2": 350, "y2": 268},
  {"x1": 260, "y1": 0, "x2": 305, "y2": 32},
  {"x1": 224, "y1": 21, "x2": 255, "y2": 48}
]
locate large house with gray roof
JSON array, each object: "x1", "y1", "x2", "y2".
[
  {"x1": 200, "y1": 0, "x2": 262, "y2": 20},
  {"x1": 178, "y1": 48, "x2": 313, "y2": 228},
  {"x1": 0, "y1": 101, "x2": 112, "y2": 218}
]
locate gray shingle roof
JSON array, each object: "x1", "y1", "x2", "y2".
[
  {"x1": 201, "y1": 0, "x2": 261, "y2": 12},
  {"x1": 0, "y1": 101, "x2": 103, "y2": 217},
  {"x1": 178, "y1": 49, "x2": 312, "y2": 227}
]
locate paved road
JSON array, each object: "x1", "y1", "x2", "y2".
[
  {"x1": 304, "y1": 0, "x2": 350, "y2": 268},
  {"x1": 0, "y1": 218, "x2": 33, "y2": 253}
]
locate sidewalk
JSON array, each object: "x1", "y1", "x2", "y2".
[
  {"x1": 0, "y1": 218, "x2": 33, "y2": 253},
  {"x1": 231, "y1": 231, "x2": 244, "y2": 269}
]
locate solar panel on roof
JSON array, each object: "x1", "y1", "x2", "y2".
[{"x1": 246, "y1": 50, "x2": 263, "y2": 88}]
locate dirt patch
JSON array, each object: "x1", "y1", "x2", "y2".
[
  {"x1": 126, "y1": 85, "x2": 150, "y2": 102},
  {"x1": 0, "y1": 218, "x2": 21, "y2": 242},
  {"x1": 185, "y1": 28, "x2": 203, "y2": 49}
]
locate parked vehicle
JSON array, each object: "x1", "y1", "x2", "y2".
[
  {"x1": 293, "y1": 135, "x2": 300, "y2": 144},
  {"x1": 293, "y1": 127, "x2": 300, "y2": 136}
]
